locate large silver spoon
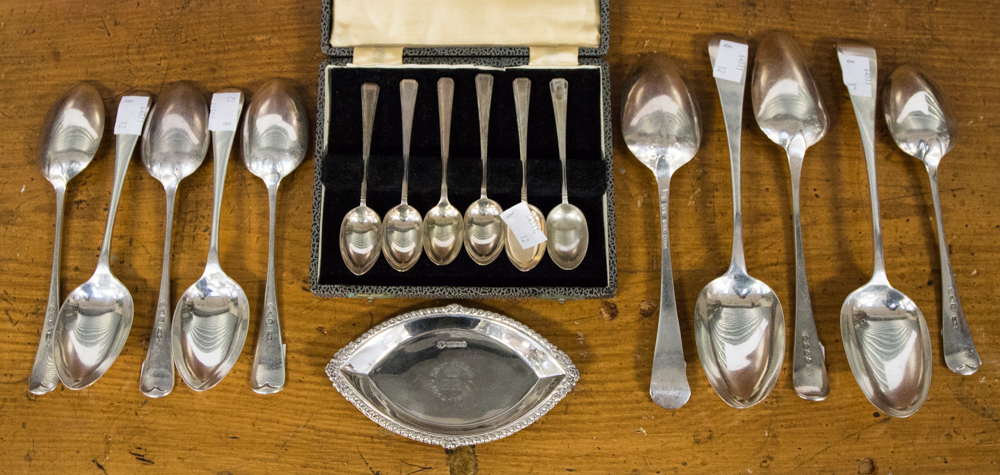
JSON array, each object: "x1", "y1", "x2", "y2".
[
  {"x1": 621, "y1": 54, "x2": 700, "y2": 409},
  {"x1": 172, "y1": 89, "x2": 250, "y2": 391},
  {"x1": 505, "y1": 78, "x2": 546, "y2": 271},
  {"x1": 422, "y1": 77, "x2": 464, "y2": 265},
  {"x1": 138, "y1": 82, "x2": 209, "y2": 398},
  {"x1": 545, "y1": 78, "x2": 589, "y2": 270},
  {"x1": 244, "y1": 79, "x2": 309, "y2": 394},
  {"x1": 463, "y1": 73, "x2": 506, "y2": 265},
  {"x1": 883, "y1": 65, "x2": 981, "y2": 376},
  {"x1": 695, "y1": 37, "x2": 786, "y2": 408},
  {"x1": 837, "y1": 44, "x2": 931, "y2": 418},
  {"x1": 53, "y1": 93, "x2": 151, "y2": 389},
  {"x1": 28, "y1": 83, "x2": 105, "y2": 395},
  {"x1": 382, "y1": 79, "x2": 423, "y2": 271},
  {"x1": 751, "y1": 32, "x2": 830, "y2": 401},
  {"x1": 340, "y1": 83, "x2": 382, "y2": 275}
]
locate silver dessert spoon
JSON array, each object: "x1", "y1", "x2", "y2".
[
  {"x1": 505, "y1": 78, "x2": 547, "y2": 271},
  {"x1": 138, "y1": 82, "x2": 209, "y2": 398},
  {"x1": 695, "y1": 37, "x2": 786, "y2": 408},
  {"x1": 621, "y1": 54, "x2": 700, "y2": 409},
  {"x1": 53, "y1": 92, "x2": 151, "y2": 390},
  {"x1": 751, "y1": 32, "x2": 830, "y2": 401},
  {"x1": 463, "y1": 73, "x2": 506, "y2": 265},
  {"x1": 545, "y1": 78, "x2": 589, "y2": 270},
  {"x1": 382, "y1": 79, "x2": 423, "y2": 271},
  {"x1": 172, "y1": 89, "x2": 250, "y2": 391},
  {"x1": 837, "y1": 44, "x2": 931, "y2": 418},
  {"x1": 340, "y1": 83, "x2": 383, "y2": 275},
  {"x1": 28, "y1": 82, "x2": 105, "y2": 395},
  {"x1": 422, "y1": 77, "x2": 465, "y2": 265},
  {"x1": 883, "y1": 64, "x2": 980, "y2": 376}
]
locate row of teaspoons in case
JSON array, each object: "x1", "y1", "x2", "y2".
[
  {"x1": 339, "y1": 75, "x2": 590, "y2": 275},
  {"x1": 626, "y1": 33, "x2": 980, "y2": 417},
  {"x1": 28, "y1": 79, "x2": 309, "y2": 397}
]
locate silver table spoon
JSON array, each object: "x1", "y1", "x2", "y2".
[
  {"x1": 422, "y1": 77, "x2": 465, "y2": 265},
  {"x1": 622, "y1": 54, "x2": 700, "y2": 409},
  {"x1": 546, "y1": 79, "x2": 589, "y2": 270},
  {"x1": 837, "y1": 44, "x2": 931, "y2": 418},
  {"x1": 53, "y1": 93, "x2": 151, "y2": 389},
  {"x1": 695, "y1": 37, "x2": 786, "y2": 408},
  {"x1": 172, "y1": 89, "x2": 250, "y2": 392},
  {"x1": 382, "y1": 79, "x2": 423, "y2": 271},
  {"x1": 340, "y1": 83, "x2": 383, "y2": 275},
  {"x1": 244, "y1": 79, "x2": 309, "y2": 394},
  {"x1": 464, "y1": 73, "x2": 506, "y2": 265},
  {"x1": 883, "y1": 65, "x2": 981, "y2": 376},
  {"x1": 28, "y1": 83, "x2": 105, "y2": 395},
  {"x1": 751, "y1": 32, "x2": 830, "y2": 401},
  {"x1": 138, "y1": 82, "x2": 209, "y2": 398},
  {"x1": 505, "y1": 78, "x2": 547, "y2": 271}
]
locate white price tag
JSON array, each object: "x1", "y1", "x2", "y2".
[
  {"x1": 500, "y1": 201, "x2": 547, "y2": 250},
  {"x1": 838, "y1": 53, "x2": 872, "y2": 97},
  {"x1": 712, "y1": 40, "x2": 749, "y2": 83},
  {"x1": 113, "y1": 96, "x2": 150, "y2": 135},
  {"x1": 209, "y1": 92, "x2": 243, "y2": 131}
]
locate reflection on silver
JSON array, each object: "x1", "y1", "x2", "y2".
[{"x1": 327, "y1": 304, "x2": 578, "y2": 449}]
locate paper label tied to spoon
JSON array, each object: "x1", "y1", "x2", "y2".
[
  {"x1": 500, "y1": 201, "x2": 547, "y2": 250},
  {"x1": 712, "y1": 40, "x2": 749, "y2": 83},
  {"x1": 838, "y1": 53, "x2": 872, "y2": 97},
  {"x1": 209, "y1": 92, "x2": 243, "y2": 131},
  {"x1": 113, "y1": 96, "x2": 151, "y2": 135}
]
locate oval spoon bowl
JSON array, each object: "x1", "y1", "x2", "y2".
[
  {"x1": 504, "y1": 204, "x2": 546, "y2": 272},
  {"x1": 383, "y1": 204, "x2": 423, "y2": 271},
  {"x1": 342, "y1": 206, "x2": 383, "y2": 275},
  {"x1": 546, "y1": 203, "x2": 588, "y2": 270},
  {"x1": 464, "y1": 199, "x2": 506, "y2": 265}
]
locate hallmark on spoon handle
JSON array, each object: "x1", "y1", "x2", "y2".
[
  {"x1": 28, "y1": 189, "x2": 65, "y2": 395},
  {"x1": 252, "y1": 185, "x2": 286, "y2": 394},
  {"x1": 139, "y1": 188, "x2": 178, "y2": 398}
]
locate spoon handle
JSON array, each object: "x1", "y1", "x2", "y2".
[
  {"x1": 28, "y1": 186, "x2": 65, "y2": 395},
  {"x1": 360, "y1": 83, "x2": 379, "y2": 206},
  {"x1": 96, "y1": 133, "x2": 141, "y2": 269},
  {"x1": 709, "y1": 38, "x2": 748, "y2": 272},
  {"x1": 251, "y1": 182, "x2": 286, "y2": 394},
  {"x1": 927, "y1": 166, "x2": 981, "y2": 375},
  {"x1": 513, "y1": 78, "x2": 531, "y2": 202},
  {"x1": 476, "y1": 74, "x2": 493, "y2": 198},
  {"x1": 400, "y1": 79, "x2": 418, "y2": 204},
  {"x1": 139, "y1": 186, "x2": 177, "y2": 398},
  {"x1": 550, "y1": 79, "x2": 569, "y2": 204},
  {"x1": 438, "y1": 78, "x2": 454, "y2": 202}
]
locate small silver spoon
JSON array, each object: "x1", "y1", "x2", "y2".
[
  {"x1": 883, "y1": 65, "x2": 981, "y2": 376},
  {"x1": 138, "y1": 82, "x2": 209, "y2": 398},
  {"x1": 382, "y1": 79, "x2": 423, "y2": 271},
  {"x1": 340, "y1": 83, "x2": 383, "y2": 275},
  {"x1": 837, "y1": 44, "x2": 931, "y2": 418},
  {"x1": 53, "y1": 93, "x2": 151, "y2": 390},
  {"x1": 695, "y1": 37, "x2": 786, "y2": 408},
  {"x1": 505, "y1": 78, "x2": 546, "y2": 271},
  {"x1": 28, "y1": 82, "x2": 105, "y2": 395},
  {"x1": 751, "y1": 32, "x2": 830, "y2": 401},
  {"x1": 545, "y1": 78, "x2": 589, "y2": 270},
  {"x1": 172, "y1": 89, "x2": 250, "y2": 391},
  {"x1": 422, "y1": 77, "x2": 465, "y2": 265},
  {"x1": 463, "y1": 73, "x2": 506, "y2": 265}
]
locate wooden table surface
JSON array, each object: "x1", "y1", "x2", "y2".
[{"x1": 2, "y1": 0, "x2": 998, "y2": 473}]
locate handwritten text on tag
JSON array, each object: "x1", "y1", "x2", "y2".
[
  {"x1": 838, "y1": 53, "x2": 872, "y2": 97},
  {"x1": 209, "y1": 92, "x2": 243, "y2": 131},
  {"x1": 500, "y1": 201, "x2": 547, "y2": 249},
  {"x1": 114, "y1": 96, "x2": 151, "y2": 135},
  {"x1": 713, "y1": 40, "x2": 749, "y2": 83}
]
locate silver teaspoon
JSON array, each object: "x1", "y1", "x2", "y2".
[
  {"x1": 545, "y1": 79, "x2": 589, "y2": 270},
  {"x1": 244, "y1": 79, "x2": 309, "y2": 394},
  {"x1": 883, "y1": 65, "x2": 980, "y2": 376},
  {"x1": 340, "y1": 83, "x2": 383, "y2": 275},
  {"x1": 622, "y1": 54, "x2": 700, "y2": 409},
  {"x1": 505, "y1": 78, "x2": 547, "y2": 271},
  {"x1": 138, "y1": 82, "x2": 209, "y2": 398},
  {"x1": 751, "y1": 32, "x2": 830, "y2": 401},
  {"x1": 382, "y1": 79, "x2": 423, "y2": 271},
  {"x1": 837, "y1": 44, "x2": 932, "y2": 417},
  {"x1": 464, "y1": 73, "x2": 506, "y2": 265},
  {"x1": 695, "y1": 37, "x2": 786, "y2": 408},
  {"x1": 28, "y1": 83, "x2": 105, "y2": 395},
  {"x1": 422, "y1": 77, "x2": 465, "y2": 265},
  {"x1": 53, "y1": 93, "x2": 151, "y2": 389},
  {"x1": 172, "y1": 89, "x2": 250, "y2": 391}
]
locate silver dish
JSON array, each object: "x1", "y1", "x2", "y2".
[{"x1": 326, "y1": 304, "x2": 578, "y2": 449}]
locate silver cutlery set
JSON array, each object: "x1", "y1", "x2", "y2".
[
  {"x1": 29, "y1": 79, "x2": 308, "y2": 397},
  {"x1": 339, "y1": 75, "x2": 590, "y2": 275},
  {"x1": 624, "y1": 33, "x2": 980, "y2": 417}
]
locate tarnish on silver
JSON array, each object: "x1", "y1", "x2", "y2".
[{"x1": 326, "y1": 304, "x2": 578, "y2": 449}]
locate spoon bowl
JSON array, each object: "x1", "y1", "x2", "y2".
[
  {"x1": 505, "y1": 204, "x2": 547, "y2": 270},
  {"x1": 340, "y1": 83, "x2": 383, "y2": 275}
]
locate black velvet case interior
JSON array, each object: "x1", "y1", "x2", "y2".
[{"x1": 318, "y1": 65, "x2": 608, "y2": 290}]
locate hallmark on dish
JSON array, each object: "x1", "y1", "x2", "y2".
[{"x1": 436, "y1": 340, "x2": 468, "y2": 349}]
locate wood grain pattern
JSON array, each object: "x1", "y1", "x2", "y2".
[{"x1": 1, "y1": 0, "x2": 998, "y2": 473}]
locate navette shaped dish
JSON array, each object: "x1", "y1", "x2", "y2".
[{"x1": 326, "y1": 303, "x2": 578, "y2": 448}]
